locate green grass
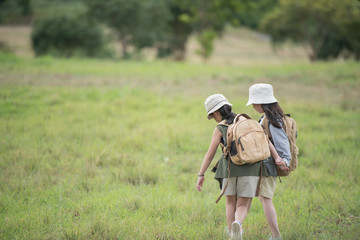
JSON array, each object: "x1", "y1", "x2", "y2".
[{"x1": 0, "y1": 53, "x2": 359, "y2": 239}]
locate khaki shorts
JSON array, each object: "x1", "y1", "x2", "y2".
[
  {"x1": 222, "y1": 176, "x2": 260, "y2": 198},
  {"x1": 259, "y1": 176, "x2": 276, "y2": 199}
]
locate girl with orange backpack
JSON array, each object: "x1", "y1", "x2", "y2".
[{"x1": 196, "y1": 94, "x2": 264, "y2": 240}]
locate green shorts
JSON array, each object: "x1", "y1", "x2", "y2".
[{"x1": 222, "y1": 176, "x2": 260, "y2": 198}]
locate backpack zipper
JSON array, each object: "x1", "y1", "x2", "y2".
[{"x1": 237, "y1": 137, "x2": 245, "y2": 151}]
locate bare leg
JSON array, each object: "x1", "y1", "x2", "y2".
[
  {"x1": 229, "y1": 197, "x2": 252, "y2": 240},
  {"x1": 260, "y1": 195, "x2": 281, "y2": 238},
  {"x1": 247, "y1": 198, "x2": 252, "y2": 212},
  {"x1": 235, "y1": 197, "x2": 252, "y2": 223},
  {"x1": 225, "y1": 195, "x2": 236, "y2": 230}
]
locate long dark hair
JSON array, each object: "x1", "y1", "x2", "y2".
[
  {"x1": 218, "y1": 105, "x2": 236, "y2": 125},
  {"x1": 262, "y1": 102, "x2": 284, "y2": 128}
]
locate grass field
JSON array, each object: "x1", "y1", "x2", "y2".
[{"x1": 0, "y1": 26, "x2": 360, "y2": 240}]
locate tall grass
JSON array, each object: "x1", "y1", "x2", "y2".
[{"x1": 0, "y1": 54, "x2": 359, "y2": 239}]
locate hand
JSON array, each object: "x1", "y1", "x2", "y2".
[
  {"x1": 275, "y1": 158, "x2": 289, "y2": 171},
  {"x1": 196, "y1": 176, "x2": 205, "y2": 192}
]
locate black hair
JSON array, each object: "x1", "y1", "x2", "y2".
[
  {"x1": 261, "y1": 102, "x2": 284, "y2": 128},
  {"x1": 217, "y1": 105, "x2": 237, "y2": 125}
]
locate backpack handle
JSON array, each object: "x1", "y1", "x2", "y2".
[{"x1": 233, "y1": 113, "x2": 252, "y2": 123}]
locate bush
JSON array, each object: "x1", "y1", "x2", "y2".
[
  {"x1": 31, "y1": 15, "x2": 112, "y2": 58},
  {"x1": 195, "y1": 30, "x2": 217, "y2": 61}
]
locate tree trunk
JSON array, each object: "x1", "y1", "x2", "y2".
[
  {"x1": 174, "y1": 42, "x2": 186, "y2": 61},
  {"x1": 120, "y1": 36, "x2": 129, "y2": 59},
  {"x1": 169, "y1": 12, "x2": 192, "y2": 61}
]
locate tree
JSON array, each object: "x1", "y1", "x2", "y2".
[
  {"x1": 260, "y1": 0, "x2": 360, "y2": 60},
  {"x1": 169, "y1": 0, "x2": 244, "y2": 60},
  {"x1": 155, "y1": 2, "x2": 192, "y2": 60},
  {"x1": 31, "y1": 15, "x2": 111, "y2": 58},
  {"x1": 17, "y1": 0, "x2": 32, "y2": 16},
  {"x1": 86, "y1": 0, "x2": 246, "y2": 60},
  {"x1": 195, "y1": 30, "x2": 217, "y2": 60},
  {"x1": 234, "y1": 0, "x2": 278, "y2": 30},
  {"x1": 86, "y1": 0, "x2": 171, "y2": 59},
  {"x1": 86, "y1": 0, "x2": 273, "y2": 61}
]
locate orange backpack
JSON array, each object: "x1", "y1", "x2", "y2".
[
  {"x1": 215, "y1": 114, "x2": 270, "y2": 203},
  {"x1": 221, "y1": 113, "x2": 271, "y2": 165}
]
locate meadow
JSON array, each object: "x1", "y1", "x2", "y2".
[{"x1": 0, "y1": 27, "x2": 360, "y2": 240}]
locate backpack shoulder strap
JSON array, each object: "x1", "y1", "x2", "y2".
[
  {"x1": 216, "y1": 121, "x2": 228, "y2": 144},
  {"x1": 233, "y1": 113, "x2": 251, "y2": 124},
  {"x1": 282, "y1": 114, "x2": 294, "y2": 132},
  {"x1": 262, "y1": 115, "x2": 272, "y2": 140},
  {"x1": 216, "y1": 120, "x2": 229, "y2": 156},
  {"x1": 282, "y1": 114, "x2": 298, "y2": 138},
  {"x1": 238, "y1": 113, "x2": 252, "y2": 119},
  {"x1": 217, "y1": 120, "x2": 229, "y2": 127}
]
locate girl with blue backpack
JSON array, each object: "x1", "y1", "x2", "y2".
[{"x1": 246, "y1": 83, "x2": 291, "y2": 240}]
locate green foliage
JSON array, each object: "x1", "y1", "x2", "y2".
[
  {"x1": 234, "y1": 0, "x2": 278, "y2": 30},
  {"x1": 85, "y1": 0, "x2": 245, "y2": 60},
  {"x1": 0, "y1": 0, "x2": 32, "y2": 23},
  {"x1": 31, "y1": 15, "x2": 112, "y2": 58},
  {"x1": 196, "y1": 30, "x2": 217, "y2": 60},
  {"x1": 131, "y1": 1, "x2": 172, "y2": 50},
  {"x1": 174, "y1": 0, "x2": 244, "y2": 60},
  {"x1": 86, "y1": 0, "x2": 171, "y2": 59},
  {"x1": 31, "y1": 0, "x2": 86, "y2": 19},
  {"x1": 176, "y1": 0, "x2": 240, "y2": 33},
  {"x1": 1, "y1": 0, "x2": 285, "y2": 60},
  {"x1": 261, "y1": 0, "x2": 360, "y2": 60},
  {"x1": 17, "y1": 0, "x2": 32, "y2": 15},
  {"x1": 155, "y1": 2, "x2": 193, "y2": 60}
]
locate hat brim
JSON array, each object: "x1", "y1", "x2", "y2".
[
  {"x1": 245, "y1": 97, "x2": 278, "y2": 106},
  {"x1": 245, "y1": 99, "x2": 253, "y2": 106},
  {"x1": 207, "y1": 102, "x2": 232, "y2": 119}
]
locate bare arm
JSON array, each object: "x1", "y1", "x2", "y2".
[
  {"x1": 269, "y1": 141, "x2": 281, "y2": 162},
  {"x1": 196, "y1": 127, "x2": 222, "y2": 192},
  {"x1": 269, "y1": 141, "x2": 289, "y2": 170},
  {"x1": 269, "y1": 123, "x2": 291, "y2": 167}
]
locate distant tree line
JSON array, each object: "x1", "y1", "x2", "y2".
[
  {"x1": 260, "y1": 0, "x2": 360, "y2": 60},
  {"x1": 84, "y1": 0, "x2": 246, "y2": 60},
  {"x1": 2, "y1": 0, "x2": 359, "y2": 61}
]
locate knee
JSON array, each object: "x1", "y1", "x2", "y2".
[
  {"x1": 226, "y1": 196, "x2": 237, "y2": 208},
  {"x1": 236, "y1": 197, "x2": 252, "y2": 207},
  {"x1": 260, "y1": 195, "x2": 272, "y2": 204}
]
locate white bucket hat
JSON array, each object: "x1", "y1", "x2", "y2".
[
  {"x1": 246, "y1": 83, "x2": 278, "y2": 106},
  {"x1": 204, "y1": 94, "x2": 232, "y2": 119}
]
